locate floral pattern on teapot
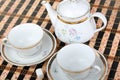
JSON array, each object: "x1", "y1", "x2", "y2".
[{"x1": 55, "y1": 26, "x2": 82, "y2": 44}]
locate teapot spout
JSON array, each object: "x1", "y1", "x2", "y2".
[{"x1": 41, "y1": 1, "x2": 57, "y2": 26}]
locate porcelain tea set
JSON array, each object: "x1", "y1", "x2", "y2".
[{"x1": 0, "y1": 0, "x2": 108, "y2": 80}]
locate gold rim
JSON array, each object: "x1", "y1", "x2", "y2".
[
  {"x1": 47, "y1": 53, "x2": 57, "y2": 80},
  {"x1": 57, "y1": 60, "x2": 92, "y2": 73},
  {"x1": 57, "y1": 16, "x2": 88, "y2": 24},
  {"x1": 10, "y1": 37, "x2": 43, "y2": 50},
  {"x1": 95, "y1": 50, "x2": 108, "y2": 80}
]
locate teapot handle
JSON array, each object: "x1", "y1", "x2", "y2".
[{"x1": 91, "y1": 12, "x2": 107, "y2": 33}]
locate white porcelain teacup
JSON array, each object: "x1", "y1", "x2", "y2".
[
  {"x1": 56, "y1": 43, "x2": 101, "y2": 80},
  {"x1": 2, "y1": 23, "x2": 44, "y2": 58}
]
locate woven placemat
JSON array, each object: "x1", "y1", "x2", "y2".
[{"x1": 0, "y1": 0, "x2": 119, "y2": 80}]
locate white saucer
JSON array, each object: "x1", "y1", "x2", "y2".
[
  {"x1": 47, "y1": 50, "x2": 108, "y2": 80},
  {"x1": 1, "y1": 29, "x2": 57, "y2": 66}
]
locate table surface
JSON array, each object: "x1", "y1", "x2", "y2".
[{"x1": 0, "y1": 0, "x2": 119, "y2": 80}]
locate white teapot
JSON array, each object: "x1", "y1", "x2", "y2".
[{"x1": 41, "y1": 0, "x2": 107, "y2": 44}]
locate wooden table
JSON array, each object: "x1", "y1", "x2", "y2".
[{"x1": 0, "y1": 0, "x2": 119, "y2": 80}]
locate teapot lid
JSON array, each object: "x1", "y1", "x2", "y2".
[{"x1": 57, "y1": 0, "x2": 90, "y2": 18}]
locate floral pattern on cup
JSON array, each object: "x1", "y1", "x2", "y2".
[{"x1": 42, "y1": 50, "x2": 49, "y2": 57}]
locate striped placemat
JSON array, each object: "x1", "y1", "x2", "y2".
[{"x1": 0, "y1": 0, "x2": 119, "y2": 80}]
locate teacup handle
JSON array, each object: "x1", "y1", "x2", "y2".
[
  {"x1": 91, "y1": 12, "x2": 107, "y2": 33},
  {"x1": 36, "y1": 68, "x2": 44, "y2": 80},
  {"x1": 2, "y1": 38, "x2": 13, "y2": 48},
  {"x1": 92, "y1": 65, "x2": 101, "y2": 74}
]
